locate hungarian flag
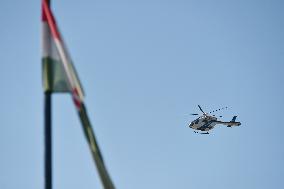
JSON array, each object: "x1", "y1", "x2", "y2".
[{"x1": 41, "y1": 1, "x2": 115, "y2": 188}]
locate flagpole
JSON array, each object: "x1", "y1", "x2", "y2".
[
  {"x1": 44, "y1": 1, "x2": 52, "y2": 189},
  {"x1": 44, "y1": 91, "x2": 52, "y2": 189}
]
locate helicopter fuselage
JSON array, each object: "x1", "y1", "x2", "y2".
[{"x1": 189, "y1": 115, "x2": 218, "y2": 132}]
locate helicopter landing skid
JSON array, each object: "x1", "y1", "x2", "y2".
[{"x1": 194, "y1": 131, "x2": 209, "y2": 135}]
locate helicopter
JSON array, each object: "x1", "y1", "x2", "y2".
[{"x1": 189, "y1": 105, "x2": 241, "y2": 134}]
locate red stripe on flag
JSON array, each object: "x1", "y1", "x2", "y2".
[
  {"x1": 41, "y1": 0, "x2": 49, "y2": 21},
  {"x1": 42, "y1": 0, "x2": 61, "y2": 40},
  {"x1": 72, "y1": 88, "x2": 82, "y2": 109}
]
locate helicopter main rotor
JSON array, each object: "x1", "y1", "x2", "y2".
[
  {"x1": 198, "y1": 105, "x2": 205, "y2": 114},
  {"x1": 191, "y1": 105, "x2": 228, "y2": 117}
]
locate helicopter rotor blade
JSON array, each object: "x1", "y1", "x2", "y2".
[
  {"x1": 209, "y1": 107, "x2": 228, "y2": 114},
  {"x1": 198, "y1": 105, "x2": 205, "y2": 114},
  {"x1": 212, "y1": 114, "x2": 223, "y2": 118},
  {"x1": 190, "y1": 113, "x2": 199, "y2": 116}
]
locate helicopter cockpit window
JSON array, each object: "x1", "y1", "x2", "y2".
[{"x1": 194, "y1": 119, "x2": 199, "y2": 124}]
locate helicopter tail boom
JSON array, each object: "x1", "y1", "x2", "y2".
[{"x1": 215, "y1": 116, "x2": 241, "y2": 127}]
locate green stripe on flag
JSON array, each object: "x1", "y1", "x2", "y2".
[
  {"x1": 42, "y1": 57, "x2": 70, "y2": 92},
  {"x1": 78, "y1": 104, "x2": 115, "y2": 189}
]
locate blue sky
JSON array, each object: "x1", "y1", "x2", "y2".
[{"x1": 0, "y1": 0, "x2": 284, "y2": 188}]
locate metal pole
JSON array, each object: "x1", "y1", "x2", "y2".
[
  {"x1": 44, "y1": 91, "x2": 52, "y2": 189},
  {"x1": 44, "y1": 1, "x2": 52, "y2": 189}
]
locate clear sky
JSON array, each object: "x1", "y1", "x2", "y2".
[{"x1": 0, "y1": 0, "x2": 284, "y2": 188}]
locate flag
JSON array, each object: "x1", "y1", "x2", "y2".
[
  {"x1": 42, "y1": 1, "x2": 115, "y2": 188},
  {"x1": 42, "y1": 1, "x2": 84, "y2": 97}
]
